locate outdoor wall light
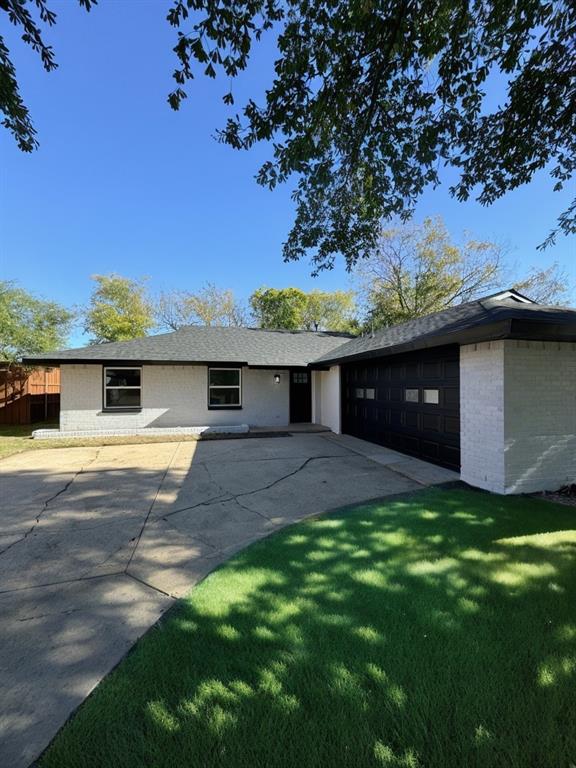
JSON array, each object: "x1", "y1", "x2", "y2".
[{"x1": 274, "y1": 374, "x2": 281, "y2": 384}]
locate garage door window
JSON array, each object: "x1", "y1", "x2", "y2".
[
  {"x1": 405, "y1": 388, "x2": 419, "y2": 402},
  {"x1": 424, "y1": 389, "x2": 440, "y2": 404},
  {"x1": 365, "y1": 388, "x2": 376, "y2": 400},
  {"x1": 355, "y1": 388, "x2": 365, "y2": 399},
  {"x1": 104, "y1": 367, "x2": 142, "y2": 409},
  {"x1": 208, "y1": 368, "x2": 242, "y2": 408}
]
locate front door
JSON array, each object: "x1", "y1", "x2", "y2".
[{"x1": 289, "y1": 370, "x2": 312, "y2": 423}]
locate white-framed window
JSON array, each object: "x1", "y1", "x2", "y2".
[
  {"x1": 103, "y1": 367, "x2": 142, "y2": 409},
  {"x1": 404, "y1": 388, "x2": 419, "y2": 403},
  {"x1": 208, "y1": 367, "x2": 242, "y2": 408},
  {"x1": 423, "y1": 389, "x2": 440, "y2": 404}
]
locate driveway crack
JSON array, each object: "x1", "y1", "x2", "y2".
[
  {"x1": 124, "y1": 571, "x2": 175, "y2": 599},
  {"x1": 233, "y1": 454, "x2": 337, "y2": 500},
  {"x1": 0, "y1": 448, "x2": 103, "y2": 558},
  {"x1": 163, "y1": 455, "x2": 342, "y2": 523},
  {"x1": 124, "y1": 442, "x2": 183, "y2": 572}
]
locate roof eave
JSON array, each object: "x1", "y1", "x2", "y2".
[
  {"x1": 20, "y1": 357, "x2": 252, "y2": 367},
  {"x1": 313, "y1": 315, "x2": 576, "y2": 367},
  {"x1": 311, "y1": 320, "x2": 513, "y2": 366}
]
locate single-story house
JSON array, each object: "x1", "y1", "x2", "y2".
[{"x1": 24, "y1": 289, "x2": 576, "y2": 495}]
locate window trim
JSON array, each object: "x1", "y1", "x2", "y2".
[
  {"x1": 102, "y1": 366, "x2": 142, "y2": 411},
  {"x1": 208, "y1": 367, "x2": 242, "y2": 410}
]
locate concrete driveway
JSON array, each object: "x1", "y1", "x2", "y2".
[{"x1": 0, "y1": 432, "x2": 456, "y2": 767}]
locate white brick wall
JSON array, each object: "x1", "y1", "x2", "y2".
[
  {"x1": 461, "y1": 340, "x2": 576, "y2": 494},
  {"x1": 60, "y1": 364, "x2": 290, "y2": 431},
  {"x1": 504, "y1": 341, "x2": 576, "y2": 493},
  {"x1": 314, "y1": 366, "x2": 341, "y2": 433},
  {"x1": 460, "y1": 341, "x2": 506, "y2": 493}
]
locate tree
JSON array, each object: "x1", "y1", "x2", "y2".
[
  {"x1": 84, "y1": 274, "x2": 155, "y2": 343},
  {"x1": 155, "y1": 284, "x2": 247, "y2": 330},
  {"x1": 0, "y1": 0, "x2": 94, "y2": 152},
  {"x1": 301, "y1": 290, "x2": 357, "y2": 332},
  {"x1": 250, "y1": 288, "x2": 308, "y2": 330},
  {"x1": 357, "y1": 218, "x2": 504, "y2": 329},
  {"x1": 250, "y1": 286, "x2": 358, "y2": 331},
  {"x1": 0, "y1": 280, "x2": 73, "y2": 363},
  {"x1": 512, "y1": 263, "x2": 570, "y2": 306},
  {"x1": 4, "y1": 3, "x2": 573, "y2": 265},
  {"x1": 166, "y1": 0, "x2": 575, "y2": 267}
]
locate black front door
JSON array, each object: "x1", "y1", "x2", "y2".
[{"x1": 289, "y1": 370, "x2": 312, "y2": 423}]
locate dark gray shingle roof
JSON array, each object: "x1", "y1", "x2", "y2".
[
  {"x1": 22, "y1": 291, "x2": 576, "y2": 369},
  {"x1": 22, "y1": 326, "x2": 354, "y2": 367},
  {"x1": 314, "y1": 295, "x2": 576, "y2": 365}
]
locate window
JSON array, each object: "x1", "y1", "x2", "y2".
[
  {"x1": 365, "y1": 388, "x2": 376, "y2": 400},
  {"x1": 104, "y1": 367, "x2": 141, "y2": 409},
  {"x1": 404, "y1": 388, "x2": 419, "y2": 403},
  {"x1": 355, "y1": 388, "x2": 365, "y2": 399},
  {"x1": 208, "y1": 368, "x2": 241, "y2": 407},
  {"x1": 423, "y1": 389, "x2": 440, "y2": 404},
  {"x1": 292, "y1": 372, "x2": 309, "y2": 384}
]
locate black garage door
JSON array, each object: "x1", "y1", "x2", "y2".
[{"x1": 341, "y1": 346, "x2": 460, "y2": 470}]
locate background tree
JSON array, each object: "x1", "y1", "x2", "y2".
[
  {"x1": 84, "y1": 274, "x2": 154, "y2": 343},
  {"x1": 155, "y1": 284, "x2": 247, "y2": 329},
  {"x1": 301, "y1": 290, "x2": 357, "y2": 332},
  {"x1": 250, "y1": 288, "x2": 308, "y2": 330},
  {"x1": 250, "y1": 287, "x2": 358, "y2": 331},
  {"x1": 512, "y1": 263, "x2": 570, "y2": 306},
  {"x1": 0, "y1": 280, "x2": 73, "y2": 363},
  {"x1": 357, "y1": 218, "x2": 504, "y2": 329}
]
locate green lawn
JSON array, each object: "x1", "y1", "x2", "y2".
[{"x1": 41, "y1": 488, "x2": 576, "y2": 768}]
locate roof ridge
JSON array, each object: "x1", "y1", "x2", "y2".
[{"x1": 175, "y1": 325, "x2": 354, "y2": 337}]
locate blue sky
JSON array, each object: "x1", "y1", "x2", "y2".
[{"x1": 1, "y1": 0, "x2": 574, "y2": 345}]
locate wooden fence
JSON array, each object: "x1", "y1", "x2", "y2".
[{"x1": 0, "y1": 366, "x2": 61, "y2": 425}]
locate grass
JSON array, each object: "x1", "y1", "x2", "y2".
[
  {"x1": 40, "y1": 487, "x2": 576, "y2": 768},
  {"x1": 0, "y1": 423, "x2": 207, "y2": 461}
]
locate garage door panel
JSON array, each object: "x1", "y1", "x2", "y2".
[
  {"x1": 342, "y1": 346, "x2": 460, "y2": 470},
  {"x1": 444, "y1": 387, "x2": 459, "y2": 407},
  {"x1": 445, "y1": 416, "x2": 460, "y2": 435},
  {"x1": 422, "y1": 413, "x2": 441, "y2": 432},
  {"x1": 445, "y1": 360, "x2": 459, "y2": 378},
  {"x1": 405, "y1": 411, "x2": 419, "y2": 429}
]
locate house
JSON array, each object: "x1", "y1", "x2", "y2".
[{"x1": 23, "y1": 290, "x2": 576, "y2": 495}]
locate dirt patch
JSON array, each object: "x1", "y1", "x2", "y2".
[{"x1": 533, "y1": 484, "x2": 576, "y2": 508}]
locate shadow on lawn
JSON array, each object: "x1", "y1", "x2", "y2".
[{"x1": 41, "y1": 488, "x2": 576, "y2": 768}]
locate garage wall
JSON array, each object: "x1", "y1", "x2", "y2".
[
  {"x1": 504, "y1": 341, "x2": 576, "y2": 493},
  {"x1": 460, "y1": 340, "x2": 576, "y2": 494},
  {"x1": 313, "y1": 366, "x2": 341, "y2": 433},
  {"x1": 460, "y1": 342, "x2": 506, "y2": 492},
  {"x1": 60, "y1": 364, "x2": 290, "y2": 430}
]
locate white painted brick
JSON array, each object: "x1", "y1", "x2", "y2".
[
  {"x1": 60, "y1": 364, "x2": 290, "y2": 431},
  {"x1": 33, "y1": 424, "x2": 248, "y2": 439},
  {"x1": 315, "y1": 366, "x2": 341, "y2": 433},
  {"x1": 461, "y1": 340, "x2": 576, "y2": 494}
]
